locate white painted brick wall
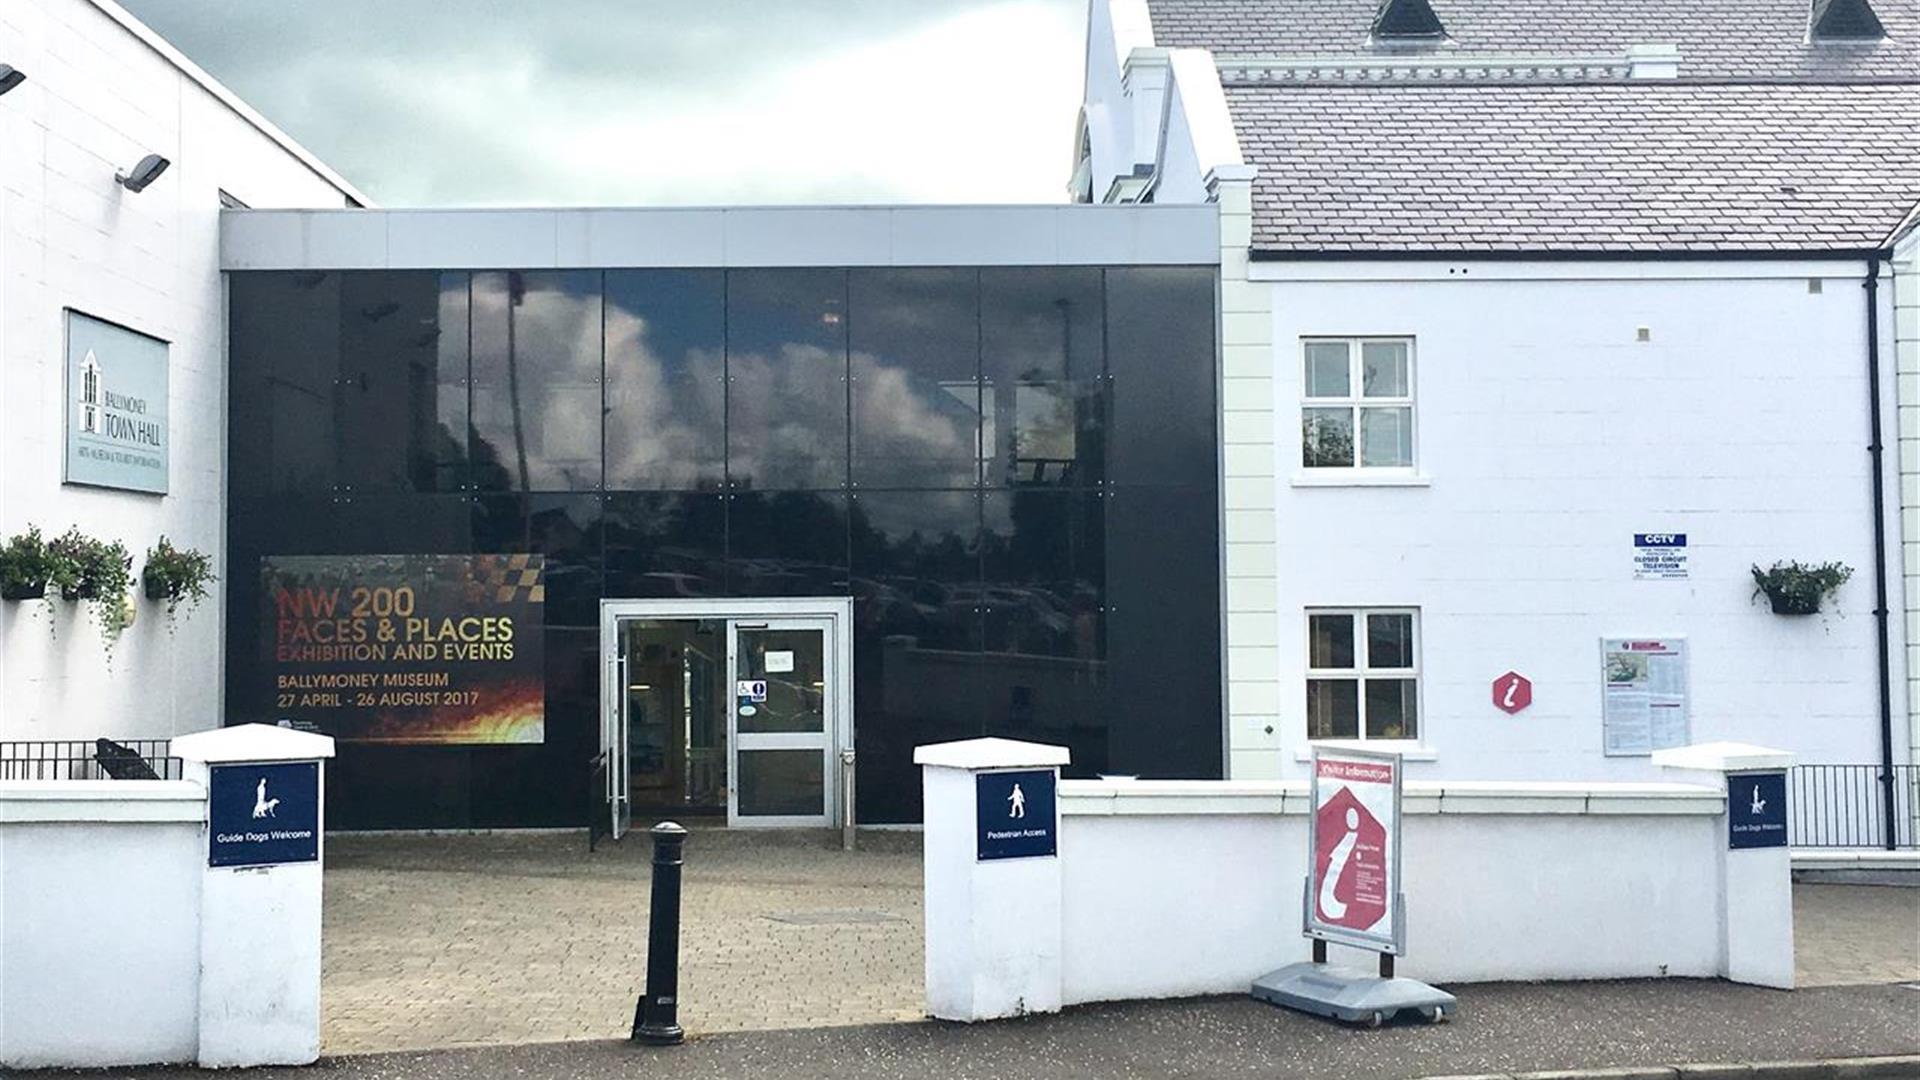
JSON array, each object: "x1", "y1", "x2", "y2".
[
  {"x1": 0, "y1": 0, "x2": 354, "y2": 742},
  {"x1": 1260, "y1": 265, "x2": 1902, "y2": 782},
  {"x1": 1895, "y1": 231, "x2": 1920, "y2": 770}
]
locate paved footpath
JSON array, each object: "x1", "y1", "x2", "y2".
[{"x1": 52, "y1": 981, "x2": 1920, "y2": 1080}]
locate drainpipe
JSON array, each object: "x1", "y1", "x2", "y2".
[{"x1": 1863, "y1": 257, "x2": 1899, "y2": 851}]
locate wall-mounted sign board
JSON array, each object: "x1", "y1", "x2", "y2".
[
  {"x1": 64, "y1": 310, "x2": 169, "y2": 494},
  {"x1": 1601, "y1": 637, "x2": 1689, "y2": 756},
  {"x1": 1632, "y1": 533, "x2": 1688, "y2": 580},
  {"x1": 208, "y1": 761, "x2": 320, "y2": 868},
  {"x1": 975, "y1": 769, "x2": 1056, "y2": 861},
  {"x1": 1728, "y1": 771, "x2": 1788, "y2": 850}
]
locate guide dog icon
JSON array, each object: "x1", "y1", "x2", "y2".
[
  {"x1": 252, "y1": 777, "x2": 280, "y2": 819},
  {"x1": 1008, "y1": 783, "x2": 1027, "y2": 819},
  {"x1": 1750, "y1": 783, "x2": 1766, "y2": 816}
]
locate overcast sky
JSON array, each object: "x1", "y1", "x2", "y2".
[{"x1": 121, "y1": 0, "x2": 1088, "y2": 207}]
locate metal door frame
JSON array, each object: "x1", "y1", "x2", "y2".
[{"x1": 600, "y1": 597, "x2": 854, "y2": 833}]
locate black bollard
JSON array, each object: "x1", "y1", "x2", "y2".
[{"x1": 632, "y1": 821, "x2": 688, "y2": 1046}]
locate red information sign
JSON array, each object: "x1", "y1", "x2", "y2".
[
  {"x1": 1305, "y1": 748, "x2": 1402, "y2": 953},
  {"x1": 1493, "y1": 671, "x2": 1532, "y2": 714}
]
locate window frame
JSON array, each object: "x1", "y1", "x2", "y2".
[
  {"x1": 1304, "y1": 607, "x2": 1422, "y2": 744},
  {"x1": 1300, "y1": 336, "x2": 1417, "y2": 472}
]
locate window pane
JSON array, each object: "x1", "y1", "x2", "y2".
[
  {"x1": 1366, "y1": 613, "x2": 1415, "y2": 669},
  {"x1": 726, "y1": 269, "x2": 848, "y2": 491},
  {"x1": 603, "y1": 492, "x2": 726, "y2": 598},
  {"x1": 1365, "y1": 678, "x2": 1418, "y2": 739},
  {"x1": 982, "y1": 268, "x2": 1104, "y2": 488},
  {"x1": 470, "y1": 271, "x2": 603, "y2": 492},
  {"x1": 1302, "y1": 408, "x2": 1355, "y2": 468},
  {"x1": 1307, "y1": 679, "x2": 1359, "y2": 738},
  {"x1": 1308, "y1": 613, "x2": 1354, "y2": 669},
  {"x1": 850, "y1": 269, "x2": 980, "y2": 489},
  {"x1": 736, "y1": 749, "x2": 823, "y2": 817},
  {"x1": 727, "y1": 491, "x2": 850, "y2": 597},
  {"x1": 1359, "y1": 407, "x2": 1413, "y2": 467},
  {"x1": 337, "y1": 272, "x2": 468, "y2": 494},
  {"x1": 1304, "y1": 342, "x2": 1350, "y2": 398},
  {"x1": 1106, "y1": 268, "x2": 1216, "y2": 487},
  {"x1": 1361, "y1": 341, "x2": 1409, "y2": 398},
  {"x1": 605, "y1": 270, "x2": 726, "y2": 490}
]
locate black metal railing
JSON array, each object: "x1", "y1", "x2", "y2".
[
  {"x1": 0, "y1": 739, "x2": 183, "y2": 781},
  {"x1": 1789, "y1": 764, "x2": 1917, "y2": 850}
]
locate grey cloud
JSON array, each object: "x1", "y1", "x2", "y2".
[{"x1": 121, "y1": 0, "x2": 1085, "y2": 206}]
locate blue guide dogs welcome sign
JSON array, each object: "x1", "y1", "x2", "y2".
[
  {"x1": 209, "y1": 761, "x2": 320, "y2": 868},
  {"x1": 976, "y1": 769, "x2": 1056, "y2": 861},
  {"x1": 1727, "y1": 770, "x2": 1788, "y2": 850}
]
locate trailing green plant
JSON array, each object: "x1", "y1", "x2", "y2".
[
  {"x1": 143, "y1": 536, "x2": 215, "y2": 619},
  {"x1": 50, "y1": 528, "x2": 135, "y2": 643},
  {"x1": 1750, "y1": 560, "x2": 1852, "y2": 616},
  {"x1": 0, "y1": 526, "x2": 71, "y2": 602}
]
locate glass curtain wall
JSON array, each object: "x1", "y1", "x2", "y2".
[{"x1": 228, "y1": 266, "x2": 1220, "y2": 827}]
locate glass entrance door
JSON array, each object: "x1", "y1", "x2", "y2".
[{"x1": 729, "y1": 618, "x2": 834, "y2": 826}]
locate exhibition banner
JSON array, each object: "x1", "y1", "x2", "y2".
[
  {"x1": 260, "y1": 554, "x2": 545, "y2": 744},
  {"x1": 1305, "y1": 747, "x2": 1402, "y2": 954}
]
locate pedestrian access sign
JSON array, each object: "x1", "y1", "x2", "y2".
[
  {"x1": 1305, "y1": 748, "x2": 1403, "y2": 954},
  {"x1": 975, "y1": 769, "x2": 1056, "y2": 861}
]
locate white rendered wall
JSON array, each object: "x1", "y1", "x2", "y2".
[
  {"x1": 0, "y1": 0, "x2": 357, "y2": 743},
  {"x1": 1242, "y1": 262, "x2": 1903, "y2": 782},
  {"x1": 0, "y1": 782, "x2": 205, "y2": 1069},
  {"x1": 1058, "y1": 780, "x2": 1729, "y2": 1007},
  {"x1": 1896, "y1": 232, "x2": 1920, "y2": 776}
]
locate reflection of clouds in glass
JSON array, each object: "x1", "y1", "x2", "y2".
[
  {"x1": 469, "y1": 273, "x2": 603, "y2": 489},
  {"x1": 852, "y1": 349, "x2": 979, "y2": 472},
  {"x1": 728, "y1": 341, "x2": 846, "y2": 488},
  {"x1": 605, "y1": 302, "x2": 724, "y2": 488}
]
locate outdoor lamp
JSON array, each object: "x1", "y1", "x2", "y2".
[
  {"x1": 116, "y1": 153, "x2": 171, "y2": 193},
  {"x1": 0, "y1": 65, "x2": 24, "y2": 96}
]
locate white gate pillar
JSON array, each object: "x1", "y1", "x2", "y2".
[
  {"x1": 173, "y1": 723, "x2": 335, "y2": 1066},
  {"x1": 915, "y1": 737, "x2": 1069, "y2": 1022},
  {"x1": 1655, "y1": 740, "x2": 1797, "y2": 989}
]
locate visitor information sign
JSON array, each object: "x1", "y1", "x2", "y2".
[
  {"x1": 1305, "y1": 747, "x2": 1403, "y2": 954},
  {"x1": 1601, "y1": 637, "x2": 1689, "y2": 756}
]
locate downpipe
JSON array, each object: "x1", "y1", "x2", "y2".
[{"x1": 1863, "y1": 258, "x2": 1899, "y2": 852}]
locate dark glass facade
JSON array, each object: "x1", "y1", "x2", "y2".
[{"x1": 227, "y1": 266, "x2": 1221, "y2": 827}]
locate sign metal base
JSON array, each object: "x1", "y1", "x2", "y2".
[{"x1": 1250, "y1": 961, "x2": 1455, "y2": 1027}]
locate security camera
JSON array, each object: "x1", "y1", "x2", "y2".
[
  {"x1": 116, "y1": 153, "x2": 171, "y2": 193},
  {"x1": 0, "y1": 65, "x2": 24, "y2": 96}
]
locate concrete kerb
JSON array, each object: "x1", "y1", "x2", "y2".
[{"x1": 1422, "y1": 1054, "x2": 1920, "y2": 1079}]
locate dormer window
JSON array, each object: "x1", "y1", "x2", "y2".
[
  {"x1": 1811, "y1": 0, "x2": 1885, "y2": 40},
  {"x1": 1370, "y1": 0, "x2": 1447, "y2": 42}
]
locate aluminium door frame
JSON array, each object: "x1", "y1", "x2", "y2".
[{"x1": 598, "y1": 596, "x2": 855, "y2": 828}]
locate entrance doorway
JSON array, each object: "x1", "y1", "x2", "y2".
[{"x1": 599, "y1": 598, "x2": 852, "y2": 837}]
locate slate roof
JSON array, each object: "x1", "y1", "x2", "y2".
[
  {"x1": 1148, "y1": 0, "x2": 1920, "y2": 82},
  {"x1": 1226, "y1": 82, "x2": 1920, "y2": 252}
]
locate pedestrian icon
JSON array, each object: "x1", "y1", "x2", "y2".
[{"x1": 1008, "y1": 783, "x2": 1026, "y2": 819}]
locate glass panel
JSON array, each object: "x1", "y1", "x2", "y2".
[
  {"x1": 1359, "y1": 407, "x2": 1414, "y2": 467},
  {"x1": 735, "y1": 627, "x2": 826, "y2": 734},
  {"x1": 605, "y1": 270, "x2": 726, "y2": 490},
  {"x1": 1365, "y1": 678, "x2": 1418, "y2": 739},
  {"x1": 1304, "y1": 341, "x2": 1351, "y2": 398},
  {"x1": 338, "y1": 272, "x2": 468, "y2": 493},
  {"x1": 604, "y1": 492, "x2": 726, "y2": 598},
  {"x1": 1106, "y1": 268, "x2": 1217, "y2": 487},
  {"x1": 727, "y1": 492, "x2": 849, "y2": 597},
  {"x1": 737, "y1": 749, "x2": 824, "y2": 817},
  {"x1": 622, "y1": 619, "x2": 728, "y2": 810},
  {"x1": 1102, "y1": 486, "x2": 1220, "y2": 780},
  {"x1": 1302, "y1": 407, "x2": 1355, "y2": 468},
  {"x1": 981, "y1": 490, "x2": 1103, "y2": 660},
  {"x1": 726, "y1": 269, "x2": 848, "y2": 491},
  {"x1": 229, "y1": 272, "x2": 340, "y2": 495},
  {"x1": 982, "y1": 268, "x2": 1104, "y2": 488},
  {"x1": 471, "y1": 493, "x2": 602, "y2": 628},
  {"x1": 1307, "y1": 679, "x2": 1360, "y2": 738},
  {"x1": 1365, "y1": 612, "x2": 1415, "y2": 669},
  {"x1": 850, "y1": 269, "x2": 980, "y2": 489},
  {"x1": 469, "y1": 271, "x2": 603, "y2": 492},
  {"x1": 1361, "y1": 341, "x2": 1409, "y2": 398},
  {"x1": 1308, "y1": 613, "x2": 1355, "y2": 669},
  {"x1": 849, "y1": 491, "x2": 982, "y2": 653}
]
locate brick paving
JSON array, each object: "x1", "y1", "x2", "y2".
[
  {"x1": 322, "y1": 828, "x2": 924, "y2": 1054},
  {"x1": 322, "y1": 832, "x2": 1918, "y2": 1056}
]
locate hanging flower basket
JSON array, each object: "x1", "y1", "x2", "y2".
[
  {"x1": 0, "y1": 526, "x2": 67, "y2": 602},
  {"x1": 1751, "y1": 560, "x2": 1852, "y2": 617}
]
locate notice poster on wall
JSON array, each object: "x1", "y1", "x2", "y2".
[
  {"x1": 1601, "y1": 637, "x2": 1688, "y2": 756},
  {"x1": 260, "y1": 554, "x2": 545, "y2": 744},
  {"x1": 1304, "y1": 747, "x2": 1402, "y2": 954}
]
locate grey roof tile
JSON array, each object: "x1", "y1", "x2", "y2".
[
  {"x1": 1147, "y1": 0, "x2": 1919, "y2": 81},
  {"x1": 1226, "y1": 82, "x2": 1920, "y2": 252}
]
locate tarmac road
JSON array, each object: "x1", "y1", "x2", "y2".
[{"x1": 48, "y1": 979, "x2": 1920, "y2": 1080}]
